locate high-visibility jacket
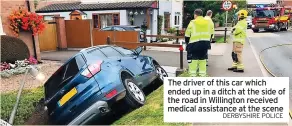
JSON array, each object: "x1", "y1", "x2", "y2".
[
  {"x1": 233, "y1": 19, "x2": 247, "y2": 44},
  {"x1": 204, "y1": 16, "x2": 215, "y2": 39},
  {"x1": 185, "y1": 16, "x2": 212, "y2": 43}
]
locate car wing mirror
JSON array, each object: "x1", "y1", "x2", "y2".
[{"x1": 133, "y1": 46, "x2": 143, "y2": 55}]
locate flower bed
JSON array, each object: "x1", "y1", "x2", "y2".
[{"x1": 0, "y1": 56, "x2": 38, "y2": 78}]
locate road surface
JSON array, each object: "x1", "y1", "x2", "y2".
[{"x1": 247, "y1": 29, "x2": 292, "y2": 117}]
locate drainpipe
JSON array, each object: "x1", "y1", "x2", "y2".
[{"x1": 26, "y1": 0, "x2": 38, "y2": 60}]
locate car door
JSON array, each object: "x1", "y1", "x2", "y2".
[
  {"x1": 134, "y1": 55, "x2": 156, "y2": 86},
  {"x1": 99, "y1": 46, "x2": 142, "y2": 83},
  {"x1": 111, "y1": 46, "x2": 145, "y2": 86}
]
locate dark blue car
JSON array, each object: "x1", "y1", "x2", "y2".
[{"x1": 43, "y1": 45, "x2": 168, "y2": 125}]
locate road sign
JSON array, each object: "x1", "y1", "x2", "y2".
[{"x1": 222, "y1": 0, "x2": 233, "y2": 11}]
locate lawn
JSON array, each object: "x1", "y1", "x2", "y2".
[
  {"x1": 0, "y1": 86, "x2": 44, "y2": 125},
  {"x1": 215, "y1": 36, "x2": 229, "y2": 43},
  {"x1": 112, "y1": 86, "x2": 192, "y2": 126},
  {"x1": 1, "y1": 72, "x2": 192, "y2": 125}
]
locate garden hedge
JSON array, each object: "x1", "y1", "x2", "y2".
[{"x1": 1, "y1": 35, "x2": 30, "y2": 63}]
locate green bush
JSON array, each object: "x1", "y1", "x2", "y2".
[
  {"x1": 167, "y1": 27, "x2": 176, "y2": 34},
  {"x1": 157, "y1": 15, "x2": 163, "y2": 35},
  {"x1": 1, "y1": 35, "x2": 30, "y2": 63}
]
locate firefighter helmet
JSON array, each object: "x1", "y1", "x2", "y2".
[{"x1": 238, "y1": 9, "x2": 248, "y2": 18}]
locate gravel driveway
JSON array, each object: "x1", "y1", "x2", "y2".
[{"x1": 1, "y1": 60, "x2": 63, "y2": 93}]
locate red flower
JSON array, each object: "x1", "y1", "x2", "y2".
[
  {"x1": 21, "y1": 17, "x2": 29, "y2": 23},
  {"x1": 9, "y1": 8, "x2": 45, "y2": 36}
]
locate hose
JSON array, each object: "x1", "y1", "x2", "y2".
[{"x1": 258, "y1": 43, "x2": 292, "y2": 119}]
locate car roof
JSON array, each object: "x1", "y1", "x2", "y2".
[{"x1": 80, "y1": 45, "x2": 109, "y2": 53}]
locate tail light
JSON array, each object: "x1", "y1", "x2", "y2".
[{"x1": 81, "y1": 60, "x2": 103, "y2": 78}]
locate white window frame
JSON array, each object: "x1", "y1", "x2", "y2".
[{"x1": 174, "y1": 14, "x2": 180, "y2": 26}]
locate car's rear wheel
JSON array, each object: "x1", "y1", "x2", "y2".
[
  {"x1": 155, "y1": 65, "x2": 168, "y2": 82},
  {"x1": 123, "y1": 77, "x2": 145, "y2": 109}
]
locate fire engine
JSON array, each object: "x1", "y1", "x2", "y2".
[{"x1": 251, "y1": 6, "x2": 292, "y2": 32}]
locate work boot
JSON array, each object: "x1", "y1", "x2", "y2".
[
  {"x1": 233, "y1": 69, "x2": 244, "y2": 73},
  {"x1": 227, "y1": 67, "x2": 236, "y2": 71}
]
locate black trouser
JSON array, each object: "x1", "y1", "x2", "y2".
[{"x1": 187, "y1": 41, "x2": 210, "y2": 60}]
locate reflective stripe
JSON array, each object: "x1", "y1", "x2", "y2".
[
  {"x1": 192, "y1": 32, "x2": 210, "y2": 36},
  {"x1": 234, "y1": 38, "x2": 245, "y2": 42}
]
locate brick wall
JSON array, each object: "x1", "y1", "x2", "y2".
[{"x1": 1, "y1": 0, "x2": 41, "y2": 61}]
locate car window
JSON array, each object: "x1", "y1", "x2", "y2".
[
  {"x1": 45, "y1": 54, "x2": 85, "y2": 98},
  {"x1": 85, "y1": 48, "x2": 107, "y2": 59},
  {"x1": 101, "y1": 27, "x2": 112, "y2": 31},
  {"x1": 114, "y1": 27, "x2": 126, "y2": 31},
  {"x1": 113, "y1": 46, "x2": 134, "y2": 55},
  {"x1": 99, "y1": 46, "x2": 123, "y2": 57}
]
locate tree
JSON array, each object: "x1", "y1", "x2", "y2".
[{"x1": 183, "y1": 0, "x2": 247, "y2": 28}]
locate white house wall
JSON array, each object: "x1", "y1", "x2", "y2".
[
  {"x1": 151, "y1": 9, "x2": 158, "y2": 41},
  {"x1": 38, "y1": 12, "x2": 71, "y2": 20},
  {"x1": 158, "y1": 0, "x2": 183, "y2": 33},
  {"x1": 171, "y1": 0, "x2": 183, "y2": 29},
  {"x1": 38, "y1": 10, "x2": 127, "y2": 25}
]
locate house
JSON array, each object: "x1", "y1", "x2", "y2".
[
  {"x1": 158, "y1": 0, "x2": 183, "y2": 34},
  {"x1": 0, "y1": 0, "x2": 41, "y2": 61},
  {"x1": 35, "y1": 1, "x2": 159, "y2": 41}
]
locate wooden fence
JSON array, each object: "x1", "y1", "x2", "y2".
[
  {"x1": 38, "y1": 22, "x2": 57, "y2": 51},
  {"x1": 65, "y1": 20, "x2": 91, "y2": 48},
  {"x1": 92, "y1": 30, "x2": 139, "y2": 49}
]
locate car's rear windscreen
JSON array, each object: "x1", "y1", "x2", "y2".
[{"x1": 44, "y1": 54, "x2": 86, "y2": 98}]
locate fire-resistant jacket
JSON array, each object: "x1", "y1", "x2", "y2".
[
  {"x1": 233, "y1": 19, "x2": 247, "y2": 45},
  {"x1": 185, "y1": 16, "x2": 213, "y2": 43}
]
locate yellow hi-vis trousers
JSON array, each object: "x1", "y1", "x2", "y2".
[
  {"x1": 231, "y1": 42, "x2": 244, "y2": 70},
  {"x1": 188, "y1": 60, "x2": 207, "y2": 77}
]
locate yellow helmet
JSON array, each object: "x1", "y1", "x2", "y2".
[{"x1": 238, "y1": 9, "x2": 248, "y2": 18}]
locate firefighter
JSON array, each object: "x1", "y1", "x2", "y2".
[
  {"x1": 185, "y1": 9, "x2": 213, "y2": 77},
  {"x1": 204, "y1": 10, "x2": 215, "y2": 66},
  {"x1": 228, "y1": 9, "x2": 248, "y2": 72}
]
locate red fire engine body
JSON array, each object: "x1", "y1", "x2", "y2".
[{"x1": 251, "y1": 6, "x2": 292, "y2": 32}]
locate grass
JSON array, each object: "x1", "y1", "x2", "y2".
[
  {"x1": 215, "y1": 36, "x2": 230, "y2": 43},
  {"x1": 113, "y1": 86, "x2": 192, "y2": 126},
  {"x1": 0, "y1": 86, "x2": 44, "y2": 125}
]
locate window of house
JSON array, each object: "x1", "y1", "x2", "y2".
[
  {"x1": 164, "y1": 13, "x2": 170, "y2": 29},
  {"x1": 92, "y1": 13, "x2": 120, "y2": 29},
  {"x1": 113, "y1": 14, "x2": 119, "y2": 25},
  {"x1": 93, "y1": 15, "x2": 99, "y2": 28},
  {"x1": 174, "y1": 15, "x2": 180, "y2": 26}
]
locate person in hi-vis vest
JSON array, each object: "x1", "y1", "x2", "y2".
[
  {"x1": 185, "y1": 9, "x2": 213, "y2": 77},
  {"x1": 228, "y1": 9, "x2": 248, "y2": 73},
  {"x1": 204, "y1": 10, "x2": 215, "y2": 66}
]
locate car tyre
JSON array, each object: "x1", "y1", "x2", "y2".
[
  {"x1": 155, "y1": 65, "x2": 168, "y2": 83},
  {"x1": 123, "y1": 78, "x2": 146, "y2": 109},
  {"x1": 252, "y1": 29, "x2": 259, "y2": 33}
]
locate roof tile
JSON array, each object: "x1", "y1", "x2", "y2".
[{"x1": 36, "y1": 1, "x2": 156, "y2": 12}]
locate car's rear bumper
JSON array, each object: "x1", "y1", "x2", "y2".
[{"x1": 68, "y1": 101, "x2": 110, "y2": 125}]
